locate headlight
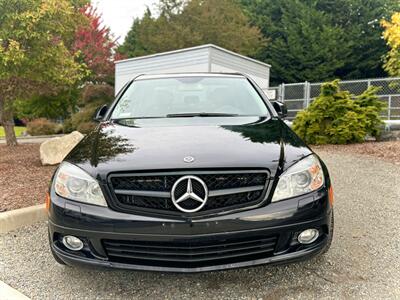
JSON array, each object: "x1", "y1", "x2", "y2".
[
  {"x1": 272, "y1": 155, "x2": 324, "y2": 202},
  {"x1": 54, "y1": 162, "x2": 107, "y2": 207}
]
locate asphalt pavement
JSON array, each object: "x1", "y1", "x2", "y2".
[{"x1": 1, "y1": 151, "x2": 399, "y2": 299}]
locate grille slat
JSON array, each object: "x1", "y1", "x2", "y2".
[
  {"x1": 109, "y1": 171, "x2": 269, "y2": 215},
  {"x1": 103, "y1": 236, "x2": 277, "y2": 250},
  {"x1": 106, "y1": 247, "x2": 276, "y2": 263},
  {"x1": 104, "y1": 241, "x2": 276, "y2": 257},
  {"x1": 103, "y1": 234, "x2": 278, "y2": 267}
]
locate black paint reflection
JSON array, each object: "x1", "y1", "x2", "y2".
[
  {"x1": 222, "y1": 117, "x2": 282, "y2": 145},
  {"x1": 66, "y1": 116, "x2": 311, "y2": 176},
  {"x1": 67, "y1": 124, "x2": 136, "y2": 167}
]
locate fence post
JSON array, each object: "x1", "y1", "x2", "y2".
[
  {"x1": 388, "y1": 95, "x2": 391, "y2": 120},
  {"x1": 281, "y1": 83, "x2": 285, "y2": 102},
  {"x1": 303, "y1": 81, "x2": 310, "y2": 108},
  {"x1": 367, "y1": 79, "x2": 371, "y2": 88},
  {"x1": 277, "y1": 84, "x2": 281, "y2": 101}
]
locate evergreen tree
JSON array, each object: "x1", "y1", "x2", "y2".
[
  {"x1": 311, "y1": 0, "x2": 399, "y2": 79},
  {"x1": 241, "y1": 0, "x2": 399, "y2": 84},
  {"x1": 117, "y1": 16, "x2": 150, "y2": 58},
  {"x1": 118, "y1": 0, "x2": 264, "y2": 58}
]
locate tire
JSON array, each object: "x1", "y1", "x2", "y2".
[{"x1": 320, "y1": 210, "x2": 334, "y2": 256}]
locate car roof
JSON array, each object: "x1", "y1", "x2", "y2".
[{"x1": 134, "y1": 72, "x2": 247, "y2": 81}]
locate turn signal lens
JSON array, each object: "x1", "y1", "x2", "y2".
[
  {"x1": 45, "y1": 192, "x2": 50, "y2": 211},
  {"x1": 328, "y1": 185, "x2": 334, "y2": 207}
]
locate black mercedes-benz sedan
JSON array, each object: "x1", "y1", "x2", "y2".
[{"x1": 47, "y1": 73, "x2": 334, "y2": 272}]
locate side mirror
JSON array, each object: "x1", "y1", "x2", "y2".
[
  {"x1": 272, "y1": 101, "x2": 288, "y2": 118},
  {"x1": 94, "y1": 105, "x2": 108, "y2": 122}
]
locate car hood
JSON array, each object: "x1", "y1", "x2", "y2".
[{"x1": 65, "y1": 116, "x2": 311, "y2": 179}]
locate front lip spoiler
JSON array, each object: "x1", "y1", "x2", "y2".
[{"x1": 51, "y1": 237, "x2": 327, "y2": 273}]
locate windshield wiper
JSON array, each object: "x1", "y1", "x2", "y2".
[
  {"x1": 166, "y1": 112, "x2": 239, "y2": 118},
  {"x1": 111, "y1": 116, "x2": 165, "y2": 121}
]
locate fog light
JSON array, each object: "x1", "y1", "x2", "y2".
[
  {"x1": 298, "y1": 229, "x2": 319, "y2": 244},
  {"x1": 62, "y1": 235, "x2": 84, "y2": 251}
]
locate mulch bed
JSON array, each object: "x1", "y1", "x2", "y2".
[
  {"x1": 0, "y1": 144, "x2": 56, "y2": 212},
  {"x1": 313, "y1": 141, "x2": 400, "y2": 165}
]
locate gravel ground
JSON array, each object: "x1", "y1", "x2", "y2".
[
  {"x1": 0, "y1": 144, "x2": 56, "y2": 211},
  {"x1": 1, "y1": 151, "x2": 399, "y2": 299}
]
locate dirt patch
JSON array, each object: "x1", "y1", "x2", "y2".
[
  {"x1": 312, "y1": 141, "x2": 400, "y2": 164},
  {"x1": 0, "y1": 144, "x2": 57, "y2": 211}
]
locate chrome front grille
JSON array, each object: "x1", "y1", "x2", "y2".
[{"x1": 108, "y1": 171, "x2": 269, "y2": 215}]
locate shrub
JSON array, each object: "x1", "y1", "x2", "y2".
[
  {"x1": 292, "y1": 80, "x2": 385, "y2": 144},
  {"x1": 62, "y1": 118, "x2": 74, "y2": 134},
  {"x1": 66, "y1": 108, "x2": 97, "y2": 134},
  {"x1": 354, "y1": 86, "x2": 386, "y2": 138},
  {"x1": 26, "y1": 118, "x2": 63, "y2": 136},
  {"x1": 79, "y1": 84, "x2": 114, "y2": 106},
  {"x1": 77, "y1": 121, "x2": 96, "y2": 134},
  {"x1": 64, "y1": 84, "x2": 114, "y2": 133}
]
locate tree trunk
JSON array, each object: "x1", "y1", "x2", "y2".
[{"x1": 0, "y1": 99, "x2": 18, "y2": 147}]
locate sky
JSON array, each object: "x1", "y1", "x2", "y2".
[{"x1": 92, "y1": 0, "x2": 157, "y2": 44}]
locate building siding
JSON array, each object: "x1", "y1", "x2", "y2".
[{"x1": 115, "y1": 44, "x2": 270, "y2": 94}]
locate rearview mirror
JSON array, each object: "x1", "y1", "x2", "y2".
[
  {"x1": 272, "y1": 101, "x2": 288, "y2": 118},
  {"x1": 94, "y1": 105, "x2": 108, "y2": 122}
]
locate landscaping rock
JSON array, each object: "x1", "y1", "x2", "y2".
[{"x1": 39, "y1": 131, "x2": 84, "y2": 165}]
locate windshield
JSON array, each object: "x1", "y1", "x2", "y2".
[{"x1": 110, "y1": 76, "x2": 269, "y2": 119}]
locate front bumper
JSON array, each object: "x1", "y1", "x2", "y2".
[{"x1": 48, "y1": 188, "x2": 332, "y2": 273}]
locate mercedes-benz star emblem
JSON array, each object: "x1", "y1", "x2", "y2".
[
  {"x1": 183, "y1": 156, "x2": 195, "y2": 163},
  {"x1": 171, "y1": 175, "x2": 208, "y2": 213}
]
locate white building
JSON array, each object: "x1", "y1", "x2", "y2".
[{"x1": 115, "y1": 44, "x2": 271, "y2": 96}]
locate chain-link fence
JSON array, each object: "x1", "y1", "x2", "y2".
[{"x1": 272, "y1": 77, "x2": 400, "y2": 120}]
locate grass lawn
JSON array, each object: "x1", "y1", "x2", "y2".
[{"x1": 0, "y1": 126, "x2": 26, "y2": 137}]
